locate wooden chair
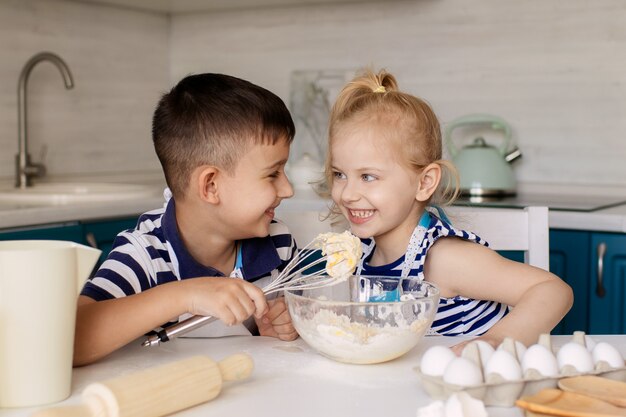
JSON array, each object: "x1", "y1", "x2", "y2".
[
  {"x1": 444, "y1": 206, "x2": 550, "y2": 270},
  {"x1": 277, "y1": 204, "x2": 550, "y2": 270}
]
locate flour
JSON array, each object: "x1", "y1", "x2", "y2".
[{"x1": 292, "y1": 308, "x2": 429, "y2": 364}]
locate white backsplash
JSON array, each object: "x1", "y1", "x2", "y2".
[
  {"x1": 170, "y1": 0, "x2": 626, "y2": 189},
  {"x1": 1, "y1": 0, "x2": 625, "y2": 191},
  {"x1": 0, "y1": 0, "x2": 168, "y2": 181}
]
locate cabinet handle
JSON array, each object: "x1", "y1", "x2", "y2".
[
  {"x1": 85, "y1": 232, "x2": 98, "y2": 249},
  {"x1": 596, "y1": 242, "x2": 607, "y2": 298}
]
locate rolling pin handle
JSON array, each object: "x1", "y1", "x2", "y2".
[
  {"x1": 30, "y1": 404, "x2": 94, "y2": 417},
  {"x1": 218, "y1": 353, "x2": 254, "y2": 382}
]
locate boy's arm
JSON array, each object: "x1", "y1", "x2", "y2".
[
  {"x1": 74, "y1": 280, "x2": 188, "y2": 366},
  {"x1": 74, "y1": 277, "x2": 268, "y2": 366},
  {"x1": 425, "y1": 238, "x2": 573, "y2": 350}
]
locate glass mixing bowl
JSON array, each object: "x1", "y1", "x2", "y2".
[{"x1": 285, "y1": 276, "x2": 439, "y2": 364}]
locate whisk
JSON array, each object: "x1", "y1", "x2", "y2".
[{"x1": 142, "y1": 236, "x2": 356, "y2": 347}]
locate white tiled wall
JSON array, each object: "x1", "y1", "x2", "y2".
[
  {"x1": 170, "y1": 0, "x2": 626, "y2": 189},
  {"x1": 0, "y1": 0, "x2": 168, "y2": 182},
  {"x1": 2, "y1": 0, "x2": 625, "y2": 190}
]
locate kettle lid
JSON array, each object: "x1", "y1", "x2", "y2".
[
  {"x1": 444, "y1": 114, "x2": 513, "y2": 157},
  {"x1": 466, "y1": 137, "x2": 492, "y2": 149}
]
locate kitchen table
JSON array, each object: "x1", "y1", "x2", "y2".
[{"x1": 2, "y1": 335, "x2": 626, "y2": 417}]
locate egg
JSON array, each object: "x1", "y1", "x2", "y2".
[
  {"x1": 416, "y1": 393, "x2": 488, "y2": 417},
  {"x1": 592, "y1": 342, "x2": 624, "y2": 369},
  {"x1": 521, "y1": 344, "x2": 559, "y2": 377},
  {"x1": 557, "y1": 342, "x2": 594, "y2": 373},
  {"x1": 420, "y1": 346, "x2": 457, "y2": 377},
  {"x1": 443, "y1": 357, "x2": 483, "y2": 386},
  {"x1": 416, "y1": 400, "x2": 444, "y2": 417},
  {"x1": 462, "y1": 340, "x2": 495, "y2": 367},
  {"x1": 444, "y1": 392, "x2": 488, "y2": 417},
  {"x1": 484, "y1": 350, "x2": 522, "y2": 381},
  {"x1": 585, "y1": 335, "x2": 597, "y2": 352},
  {"x1": 497, "y1": 339, "x2": 527, "y2": 362}
]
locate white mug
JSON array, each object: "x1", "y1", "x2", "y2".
[{"x1": 0, "y1": 240, "x2": 100, "y2": 408}]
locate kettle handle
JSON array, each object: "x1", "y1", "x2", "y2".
[{"x1": 444, "y1": 114, "x2": 512, "y2": 157}]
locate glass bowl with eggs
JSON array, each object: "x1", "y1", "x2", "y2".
[
  {"x1": 415, "y1": 332, "x2": 626, "y2": 407},
  {"x1": 285, "y1": 275, "x2": 439, "y2": 364}
]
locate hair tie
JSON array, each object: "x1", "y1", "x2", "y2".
[{"x1": 373, "y1": 86, "x2": 386, "y2": 93}]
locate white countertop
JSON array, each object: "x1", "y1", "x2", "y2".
[
  {"x1": 2, "y1": 334, "x2": 625, "y2": 417},
  {"x1": 0, "y1": 173, "x2": 166, "y2": 229},
  {"x1": 3, "y1": 177, "x2": 626, "y2": 233}
]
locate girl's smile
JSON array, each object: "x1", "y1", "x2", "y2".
[{"x1": 347, "y1": 208, "x2": 376, "y2": 224}]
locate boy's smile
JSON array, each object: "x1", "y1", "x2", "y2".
[{"x1": 265, "y1": 205, "x2": 278, "y2": 220}]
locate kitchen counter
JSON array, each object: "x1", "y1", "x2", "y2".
[
  {"x1": 0, "y1": 173, "x2": 166, "y2": 229},
  {"x1": 2, "y1": 334, "x2": 625, "y2": 417}
]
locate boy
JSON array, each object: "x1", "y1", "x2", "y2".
[{"x1": 74, "y1": 73, "x2": 298, "y2": 366}]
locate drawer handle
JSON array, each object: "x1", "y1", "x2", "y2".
[
  {"x1": 85, "y1": 232, "x2": 98, "y2": 249},
  {"x1": 596, "y1": 242, "x2": 607, "y2": 298}
]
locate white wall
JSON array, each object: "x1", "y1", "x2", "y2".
[
  {"x1": 0, "y1": 0, "x2": 168, "y2": 182},
  {"x1": 170, "y1": 0, "x2": 626, "y2": 189},
  {"x1": 2, "y1": 0, "x2": 625, "y2": 190}
]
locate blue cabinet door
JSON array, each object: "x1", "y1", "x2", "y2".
[
  {"x1": 499, "y1": 231, "x2": 589, "y2": 335},
  {"x1": 589, "y1": 232, "x2": 626, "y2": 334},
  {"x1": 549, "y1": 230, "x2": 590, "y2": 335},
  {"x1": 0, "y1": 217, "x2": 138, "y2": 269},
  {"x1": 0, "y1": 222, "x2": 84, "y2": 242},
  {"x1": 83, "y1": 217, "x2": 138, "y2": 265}
]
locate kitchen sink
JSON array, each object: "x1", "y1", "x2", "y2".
[{"x1": 0, "y1": 182, "x2": 160, "y2": 205}]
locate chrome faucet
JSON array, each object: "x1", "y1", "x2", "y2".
[{"x1": 16, "y1": 52, "x2": 74, "y2": 188}]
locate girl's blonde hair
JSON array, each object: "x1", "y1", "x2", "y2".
[{"x1": 323, "y1": 68, "x2": 459, "y2": 208}]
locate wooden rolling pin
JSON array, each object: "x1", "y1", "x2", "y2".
[{"x1": 32, "y1": 353, "x2": 253, "y2": 417}]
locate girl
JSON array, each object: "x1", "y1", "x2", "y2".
[{"x1": 324, "y1": 69, "x2": 573, "y2": 350}]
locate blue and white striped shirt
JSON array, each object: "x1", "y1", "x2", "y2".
[
  {"x1": 81, "y1": 197, "x2": 297, "y2": 336},
  {"x1": 358, "y1": 210, "x2": 509, "y2": 336}
]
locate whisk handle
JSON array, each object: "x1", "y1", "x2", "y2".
[{"x1": 142, "y1": 315, "x2": 218, "y2": 347}]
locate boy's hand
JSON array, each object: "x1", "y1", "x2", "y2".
[
  {"x1": 256, "y1": 297, "x2": 298, "y2": 341},
  {"x1": 187, "y1": 278, "x2": 268, "y2": 326}
]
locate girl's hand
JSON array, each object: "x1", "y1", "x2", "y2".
[
  {"x1": 450, "y1": 336, "x2": 500, "y2": 356},
  {"x1": 186, "y1": 277, "x2": 268, "y2": 326},
  {"x1": 256, "y1": 297, "x2": 299, "y2": 341}
]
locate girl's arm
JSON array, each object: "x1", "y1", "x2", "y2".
[{"x1": 424, "y1": 237, "x2": 573, "y2": 350}]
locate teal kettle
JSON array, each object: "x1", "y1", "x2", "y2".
[{"x1": 444, "y1": 114, "x2": 522, "y2": 197}]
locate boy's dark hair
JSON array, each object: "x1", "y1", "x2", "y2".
[{"x1": 152, "y1": 73, "x2": 295, "y2": 197}]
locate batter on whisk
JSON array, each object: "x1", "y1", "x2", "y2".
[{"x1": 314, "y1": 231, "x2": 362, "y2": 280}]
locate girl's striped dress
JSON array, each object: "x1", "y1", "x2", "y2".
[{"x1": 357, "y1": 209, "x2": 509, "y2": 336}]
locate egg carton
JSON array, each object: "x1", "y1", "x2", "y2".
[
  {"x1": 414, "y1": 333, "x2": 626, "y2": 407},
  {"x1": 415, "y1": 363, "x2": 626, "y2": 407}
]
